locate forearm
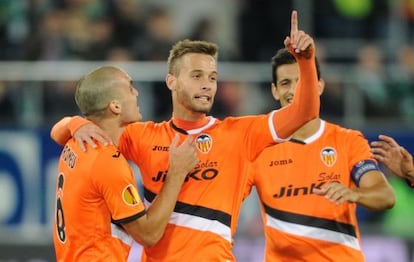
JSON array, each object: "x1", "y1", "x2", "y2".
[
  {"x1": 142, "y1": 174, "x2": 184, "y2": 242},
  {"x1": 50, "y1": 117, "x2": 73, "y2": 145},
  {"x1": 273, "y1": 50, "x2": 320, "y2": 139},
  {"x1": 356, "y1": 182, "x2": 395, "y2": 211},
  {"x1": 50, "y1": 116, "x2": 89, "y2": 145}
]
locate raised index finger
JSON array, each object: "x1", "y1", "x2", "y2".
[{"x1": 290, "y1": 10, "x2": 298, "y2": 35}]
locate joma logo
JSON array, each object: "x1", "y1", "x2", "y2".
[
  {"x1": 152, "y1": 145, "x2": 169, "y2": 151},
  {"x1": 268, "y1": 158, "x2": 293, "y2": 167}
]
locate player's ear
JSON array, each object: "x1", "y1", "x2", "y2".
[
  {"x1": 318, "y1": 79, "x2": 325, "y2": 96},
  {"x1": 166, "y1": 74, "x2": 176, "y2": 91},
  {"x1": 108, "y1": 100, "x2": 121, "y2": 114},
  {"x1": 271, "y1": 83, "x2": 281, "y2": 101}
]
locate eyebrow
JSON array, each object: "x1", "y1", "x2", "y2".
[
  {"x1": 190, "y1": 69, "x2": 218, "y2": 75},
  {"x1": 277, "y1": 78, "x2": 290, "y2": 85}
]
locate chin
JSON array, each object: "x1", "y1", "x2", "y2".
[{"x1": 199, "y1": 108, "x2": 212, "y2": 114}]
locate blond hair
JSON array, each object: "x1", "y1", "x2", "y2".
[
  {"x1": 167, "y1": 39, "x2": 218, "y2": 75},
  {"x1": 75, "y1": 66, "x2": 124, "y2": 117}
]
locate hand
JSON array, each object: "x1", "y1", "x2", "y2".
[
  {"x1": 168, "y1": 134, "x2": 199, "y2": 181},
  {"x1": 74, "y1": 123, "x2": 112, "y2": 151},
  {"x1": 313, "y1": 182, "x2": 359, "y2": 205},
  {"x1": 371, "y1": 134, "x2": 414, "y2": 180},
  {"x1": 284, "y1": 10, "x2": 314, "y2": 59}
]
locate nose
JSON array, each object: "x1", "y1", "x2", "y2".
[
  {"x1": 201, "y1": 78, "x2": 215, "y2": 90},
  {"x1": 288, "y1": 81, "x2": 297, "y2": 93}
]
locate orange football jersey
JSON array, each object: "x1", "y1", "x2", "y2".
[
  {"x1": 53, "y1": 139, "x2": 146, "y2": 262},
  {"x1": 120, "y1": 115, "x2": 279, "y2": 261},
  {"x1": 245, "y1": 120, "x2": 381, "y2": 262}
]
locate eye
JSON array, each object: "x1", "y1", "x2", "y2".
[{"x1": 279, "y1": 80, "x2": 289, "y2": 87}]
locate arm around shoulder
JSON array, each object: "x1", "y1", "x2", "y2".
[{"x1": 50, "y1": 116, "x2": 91, "y2": 146}]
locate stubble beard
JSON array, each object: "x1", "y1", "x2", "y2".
[{"x1": 180, "y1": 91, "x2": 213, "y2": 114}]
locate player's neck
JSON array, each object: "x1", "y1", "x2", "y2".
[
  {"x1": 292, "y1": 118, "x2": 321, "y2": 140},
  {"x1": 172, "y1": 113, "x2": 210, "y2": 130},
  {"x1": 95, "y1": 118, "x2": 123, "y2": 147}
]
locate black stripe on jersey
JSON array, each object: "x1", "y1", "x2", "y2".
[
  {"x1": 112, "y1": 209, "x2": 147, "y2": 225},
  {"x1": 170, "y1": 121, "x2": 188, "y2": 135},
  {"x1": 263, "y1": 203, "x2": 357, "y2": 237},
  {"x1": 144, "y1": 187, "x2": 231, "y2": 227},
  {"x1": 289, "y1": 138, "x2": 306, "y2": 144}
]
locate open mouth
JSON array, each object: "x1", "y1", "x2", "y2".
[{"x1": 195, "y1": 95, "x2": 211, "y2": 102}]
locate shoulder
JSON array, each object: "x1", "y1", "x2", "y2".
[
  {"x1": 221, "y1": 114, "x2": 268, "y2": 125},
  {"x1": 124, "y1": 120, "x2": 172, "y2": 132},
  {"x1": 325, "y1": 121, "x2": 365, "y2": 138},
  {"x1": 94, "y1": 145, "x2": 128, "y2": 166}
]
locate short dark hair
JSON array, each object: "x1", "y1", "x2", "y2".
[{"x1": 271, "y1": 48, "x2": 321, "y2": 85}]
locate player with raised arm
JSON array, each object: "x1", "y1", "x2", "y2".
[{"x1": 244, "y1": 48, "x2": 395, "y2": 261}]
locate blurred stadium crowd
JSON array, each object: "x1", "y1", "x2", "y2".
[{"x1": 0, "y1": 0, "x2": 414, "y2": 127}]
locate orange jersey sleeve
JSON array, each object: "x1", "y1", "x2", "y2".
[
  {"x1": 250, "y1": 120, "x2": 376, "y2": 262},
  {"x1": 50, "y1": 116, "x2": 91, "y2": 145},
  {"x1": 271, "y1": 48, "x2": 320, "y2": 140}
]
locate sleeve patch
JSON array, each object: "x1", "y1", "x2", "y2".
[{"x1": 122, "y1": 184, "x2": 141, "y2": 206}]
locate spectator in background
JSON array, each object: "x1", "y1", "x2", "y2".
[
  {"x1": 109, "y1": 0, "x2": 145, "y2": 49},
  {"x1": 211, "y1": 81, "x2": 270, "y2": 119},
  {"x1": 132, "y1": 6, "x2": 176, "y2": 61},
  {"x1": 0, "y1": 0, "x2": 30, "y2": 60},
  {"x1": 398, "y1": 0, "x2": 414, "y2": 39},
  {"x1": 354, "y1": 43, "x2": 392, "y2": 117},
  {"x1": 43, "y1": 81, "x2": 79, "y2": 125},
  {"x1": 189, "y1": 17, "x2": 216, "y2": 43},
  {"x1": 23, "y1": 10, "x2": 68, "y2": 60},
  {"x1": 315, "y1": 42, "x2": 344, "y2": 120},
  {"x1": 133, "y1": 6, "x2": 177, "y2": 121},
  {"x1": 106, "y1": 46, "x2": 134, "y2": 62},
  {"x1": 314, "y1": 0, "x2": 388, "y2": 39},
  {"x1": 0, "y1": 82, "x2": 16, "y2": 124},
  {"x1": 84, "y1": 17, "x2": 115, "y2": 60},
  {"x1": 388, "y1": 44, "x2": 414, "y2": 125},
  {"x1": 238, "y1": 0, "x2": 291, "y2": 61}
]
